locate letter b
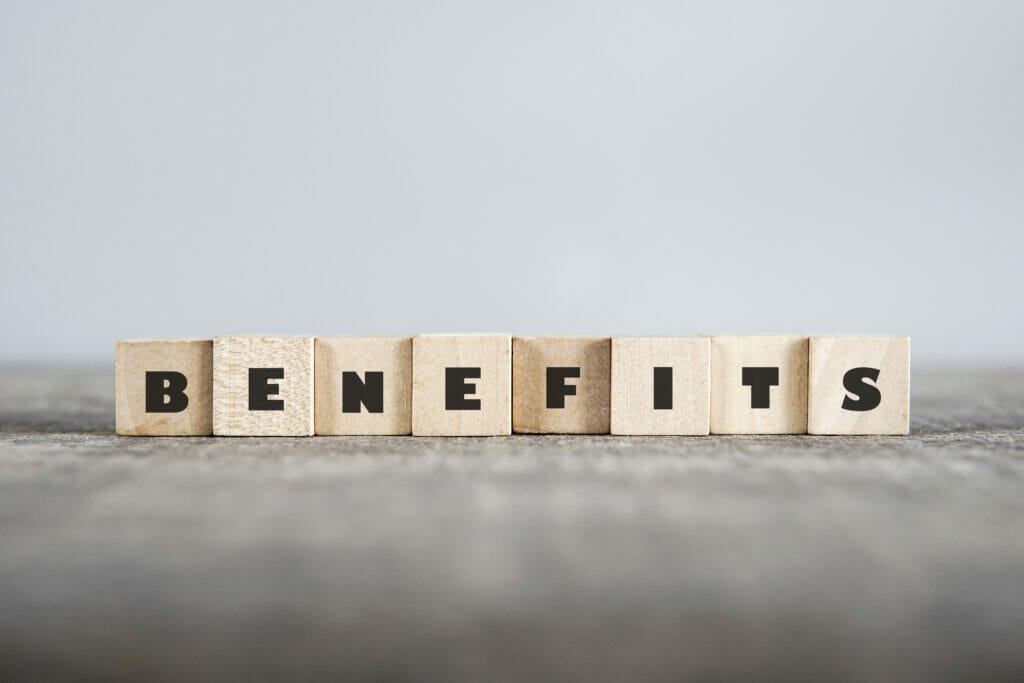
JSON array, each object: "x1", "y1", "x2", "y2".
[{"x1": 145, "y1": 371, "x2": 189, "y2": 413}]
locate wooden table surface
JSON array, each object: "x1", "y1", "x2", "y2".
[{"x1": 1, "y1": 365, "x2": 1022, "y2": 681}]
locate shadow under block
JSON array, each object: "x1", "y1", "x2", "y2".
[
  {"x1": 513, "y1": 337, "x2": 611, "y2": 434},
  {"x1": 808, "y1": 336, "x2": 910, "y2": 435},
  {"x1": 610, "y1": 337, "x2": 710, "y2": 435},
  {"x1": 115, "y1": 339, "x2": 213, "y2": 436},
  {"x1": 710, "y1": 336, "x2": 809, "y2": 434},
  {"x1": 213, "y1": 336, "x2": 314, "y2": 436},
  {"x1": 411, "y1": 335, "x2": 512, "y2": 436},
  {"x1": 314, "y1": 337, "x2": 412, "y2": 435}
]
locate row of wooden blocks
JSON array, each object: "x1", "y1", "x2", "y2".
[{"x1": 115, "y1": 335, "x2": 910, "y2": 437}]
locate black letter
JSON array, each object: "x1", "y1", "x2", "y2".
[
  {"x1": 446, "y1": 367, "x2": 481, "y2": 410},
  {"x1": 546, "y1": 367, "x2": 580, "y2": 409},
  {"x1": 342, "y1": 371, "x2": 384, "y2": 413},
  {"x1": 841, "y1": 367, "x2": 882, "y2": 411},
  {"x1": 742, "y1": 367, "x2": 779, "y2": 409},
  {"x1": 653, "y1": 367, "x2": 673, "y2": 410},
  {"x1": 249, "y1": 368, "x2": 285, "y2": 410},
  {"x1": 145, "y1": 371, "x2": 188, "y2": 413}
]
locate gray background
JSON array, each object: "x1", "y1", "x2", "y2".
[{"x1": 2, "y1": 1, "x2": 1022, "y2": 363}]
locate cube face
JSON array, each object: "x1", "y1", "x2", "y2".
[
  {"x1": 512, "y1": 337, "x2": 611, "y2": 434},
  {"x1": 808, "y1": 337, "x2": 910, "y2": 435},
  {"x1": 412, "y1": 336, "x2": 512, "y2": 436},
  {"x1": 314, "y1": 337, "x2": 412, "y2": 435},
  {"x1": 610, "y1": 338, "x2": 710, "y2": 435},
  {"x1": 115, "y1": 340, "x2": 213, "y2": 436},
  {"x1": 213, "y1": 336, "x2": 314, "y2": 436},
  {"x1": 710, "y1": 336, "x2": 808, "y2": 434}
]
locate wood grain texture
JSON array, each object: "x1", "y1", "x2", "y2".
[
  {"x1": 412, "y1": 335, "x2": 511, "y2": 436},
  {"x1": 314, "y1": 337, "x2": 412, "y2": 435},
  {"x1": 611, "y1": 337, "x2": 710, "y2": 435},
  {"x1": 711, "y1": 336, "x2": 808, "y2": 434},
  {"x1": 808, "y1": 336, "x2": 910, "y2": 435},
  {"x1": 115, "y1": 339, "x2": 212, "y2": 435},
  {"x1": 513, "y1": 337, "x2": 610, "y2": 434},
  {"x1": 213, "y1": 336, "x2": 314, "y2": 436}
]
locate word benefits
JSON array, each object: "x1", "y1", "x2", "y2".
[{"x1": 115, "y1": 335, "x2": 910, "y2": 437}]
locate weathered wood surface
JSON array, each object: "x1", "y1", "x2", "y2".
[{"x1": 1, "y1": 364, "x2": 1022, "y2": 681}]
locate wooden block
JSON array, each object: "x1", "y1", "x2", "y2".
[
  {"x1": 710, "y1": 336, "x2": 808, "y2": 434},
  {"x1": 808, "y1": 336, "x2": 910, "y2": 435},
  {"x1": 314, "y1": 337, "x2": 412, "y2": 435},
  {"x1": 213, "y1": 336, "x2": 314, "y2": 436},
  {"x1": 115, "y1": 339, "x2": 213, "y2": 436},
  {"x1": 610, "y1": 337, "x2": 710, "y2": 435},
  {"x1": 512, "y1": 337, "x2": 610, "y2": 434},
  {"x1": 411, "y1": 335, "x2": 511, "y2": 436}
]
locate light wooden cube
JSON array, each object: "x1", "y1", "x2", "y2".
[
  {"x1": 314, "y1": 337, "x2": 412, "y2": 435},
  {"x1": 808, "y1": 336, "x2": 910, "y2": 435},
  {"x1": 412, "y1": 335, "x2": 512, "y2": 436},
  {"x1": 610, "y1": 337, "x2": 710, "y2": 435},
  {"x1": 512, "y1": 337, "x2": 611, "y2": 434},
  {"x1": 115, "y1": 339, "x2": 213, "y2": 436},
  {"x1": 710, "y1": 336, "x2": 808, "y2": 434},
  {"x1": 213, "y1": 336, "x2": 314, "y2": 436}
]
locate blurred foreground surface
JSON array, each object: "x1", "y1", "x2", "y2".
[{"x1": 1, "y1": 365, "x2": 1022, "y2": 681}]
